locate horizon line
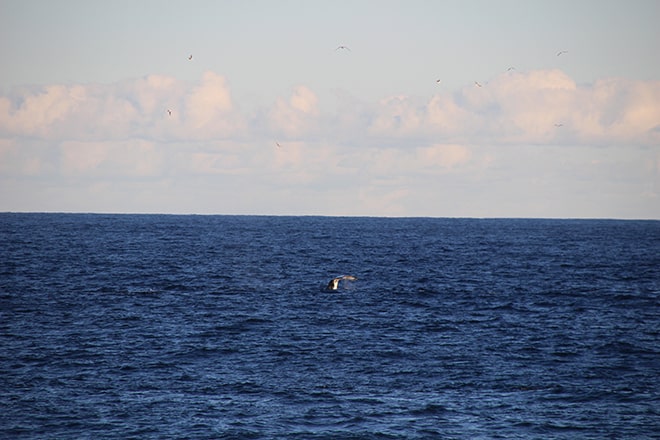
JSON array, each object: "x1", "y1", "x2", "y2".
[{"x1": 1, "y1": 211, "x2": 658, "y2": 222}]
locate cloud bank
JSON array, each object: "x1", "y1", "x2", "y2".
[
  {"x1": 2, "y1": 69, "x2": 658, "y2": 146},
  {"x1": 1, "y1": 69, "x2": 658, "y2": 217}
]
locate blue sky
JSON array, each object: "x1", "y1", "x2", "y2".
[{"x1": 1, "y1": 0, "x2": 659, "y2": 218}]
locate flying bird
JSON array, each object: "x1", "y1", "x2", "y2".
[
  {"x1": 556, "y1": 50, "x2": 568, "y2": 57},
  {"x1": 436, "y1": 79, "x2": 442, "y2": 83},
  {"x1": 507, "y1": 66, "x2": 516, "y2": 71},
  {"x1": 276, "y1": 141, "x2": 282, "y2": 148},
  {"x1": 326, "y1": 275, "x2": 357, "y2": 291},
  {"x1": 554, "y1": 123, "x2": 564, "y2": 127},
  {"x1": 167, "y1": 109, "x2": 172, "y2": 116},
  {"x1": 474, "y1": 81, "x2": 482, "y2": 88},
  {"x1": 336, "y1": 45, "x2": 351, "y2": 51},
  {"x1": 188, "y1": 54, "x2": 193, "y2": 60}
]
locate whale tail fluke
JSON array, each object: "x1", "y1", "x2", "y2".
[{"x1": 326, "y1": 275, "x2": 358, "y2": 291}]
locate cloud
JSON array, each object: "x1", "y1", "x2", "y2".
[
  {"x1": 1, "y1": 69, "x2": 659, "y2": 217},
  {"x1": 184, "y1": 72, "x2": 245, "y2": 139},
  {"x1": 268, "y1": 85, "x2": 320, "y2": 138},
  {"x1": 572, "y1": 77, "x2": 660, "y2": 144},
  {"x1": 0, "y1": 71, "x2": 244, "y2": 142},
  {"x1": 59, "y1": 139, "x2": 162, "y2": 177},
  {"x1": 417, "y1": 144, "x2": 472, "y2": 170},
  {"x1": 1, "y1": 69, "x2": 658, "y2": 148},
  {"x1": 125, "y1": 74, "x2": 181, "y2": 116},
  {"x1": 363, "y1": 70, "x2": 660, "y2": 147},
  {"x1": 368, "y1": 95, "x2": 424, "y2": 137}
]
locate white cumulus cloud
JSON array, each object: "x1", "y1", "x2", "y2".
[
  {"x1": 1, "y1": 69, "x2": 658, "y2": 217},
  {"x1": 268, "y1": 85, "x2": 320, "y2": 138}
]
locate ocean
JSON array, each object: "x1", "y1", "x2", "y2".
[{"x1": 1, "y1": 213, "x2": 658, "y2": 439}]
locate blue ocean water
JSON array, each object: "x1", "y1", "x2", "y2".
[{"x1": 1, "y1": 213, "x2": 658, "y2": 439}]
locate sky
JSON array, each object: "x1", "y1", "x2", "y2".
[{"x1": 1, "y1": 0, "x2": 659, "y2": 218}]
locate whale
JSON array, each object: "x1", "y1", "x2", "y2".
[{"x1": 326, "y1": 275, "x2": 357, "y2": 291}]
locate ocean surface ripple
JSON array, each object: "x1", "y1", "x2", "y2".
[{"x1": 1, "y1": 214, "x2": 658, "y2": 439}]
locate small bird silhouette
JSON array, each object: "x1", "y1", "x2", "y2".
[
  {"x1": 556, "y1": 50, "x2": 568, "y2": 57},
  {"x1": 336, "y1": 45, "x2": 351, "y2": 51},
  {"x1": 188, "y1": 54, "x2": 193, "y2": 60},
  {"x1": 167, "y1": 109, "x2": 172, "y2": 116},
  {"x1": 474, "y1": 81, "x2": 482, "y2": 88}
]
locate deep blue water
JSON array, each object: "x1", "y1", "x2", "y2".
[{"x1": 1, "y1": 213, "x2": 659, "y2": 439}]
